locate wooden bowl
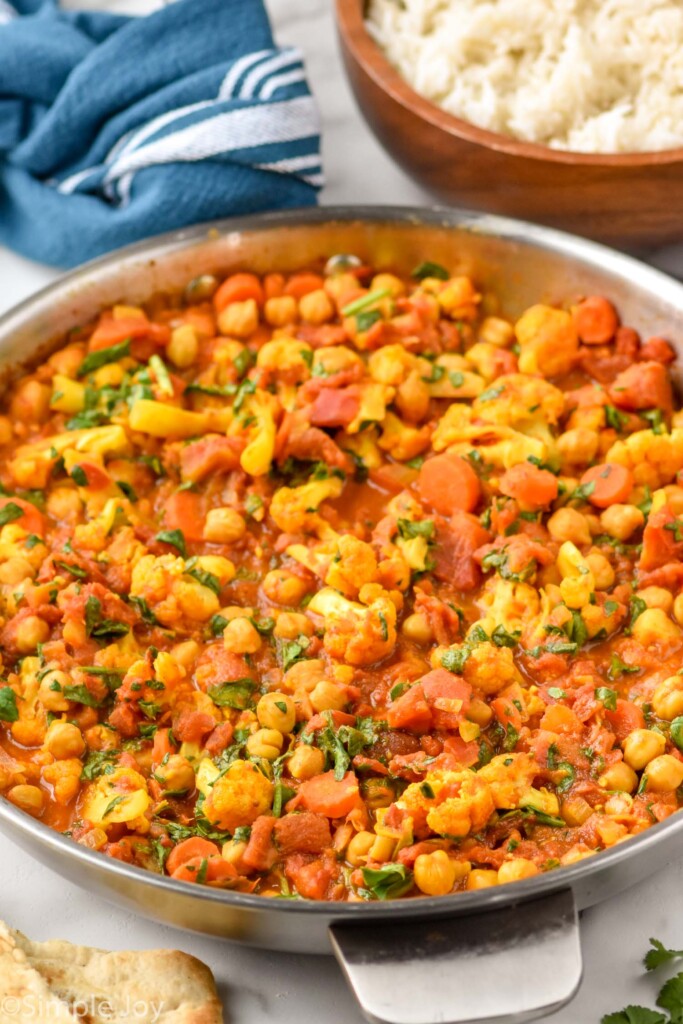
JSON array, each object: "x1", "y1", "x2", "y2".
[{"x1": 335, "y1": 0, "x2": 683, "y2": 248}]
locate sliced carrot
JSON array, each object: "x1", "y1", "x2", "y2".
[
  {"x1": 264, "y1": 273, "x2": 285, "y2": 300},
  {"x1": 498, "y1": 462, "x2": 558, "y2": 510},
  {"x1": 284, "y1": 272, "x2": 325, "y2": 300},
  {"x1": 213, "y1": 273, "x2": 264, "y2": 312},
  {"x1": 420, "y1": 669, "x2": 472, "y2": 730},
  {"x1": 417, "y1": 452, "x2": 480, "y2": 515},
  {"x1": 166, "y1": 837, "x2": 219, "y2": 876},
  {"x1": 573, "y1": 296, "x2": 619, "y2": 345},
  {"x1": 89, "y1": 314, "x2": 169, "y2": 352},
  {"x1": 605, "y1": 699, "x2": 645, "y2": 744},
  {"x1": 490, "y1": 697, "x2": 523, "y2": 732},
  {"x1": 296, "y1": 770, "x2": 361, "y2": 818},
  {"x1": 369, "y1": 462, "x2": 419, "y2": 495},
  {"x1": 579, "y1": 463, "x2": 634, "y2": 508},
  {"x1": 608, "y1": 361, "x2": 673, "y2": 413},
  {"x1": 0, "y1": 496, "x2": 44, "y2": 536},
  {"x1": 163, "y1": 490, "x2": 205, "y2": 542}
]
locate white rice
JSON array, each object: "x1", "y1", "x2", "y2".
[{"x1": 365, "y1": 0, "x2": 683, "y2": 153}]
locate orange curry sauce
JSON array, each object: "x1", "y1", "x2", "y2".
[{"x1": 0, "y1": 261, "x2": 681, "y2": 901}]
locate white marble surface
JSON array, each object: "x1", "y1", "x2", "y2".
[{"x1": 1, "y1": 2, "x2": 683, "y2": 1022}]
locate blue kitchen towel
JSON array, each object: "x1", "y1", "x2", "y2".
[{"x1": 0, "y1": 0, "x2": 323, "y2": 267}]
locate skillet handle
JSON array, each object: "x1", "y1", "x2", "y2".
[{"x1": 329, "y1": 888, "x2": 582, "y2": 1024}]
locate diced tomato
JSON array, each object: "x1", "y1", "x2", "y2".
[
  {"x1": 605, "y1": 700, "x2": 645, "y2": 744},
  {"x1": 309, "y1": 387, "x2": 359, "y2": 428},
  {"x1": 608, "y1": 361, "x2": 673, "y2": 413},
  {"x1": 88, "y1": 313, "x2": 170, "y2": 352},
  {"x1": 243, "y1": 816, "x2": 277, "y2": 871},
  {"x1": 274, "y1": 812, "x2": 332, "y2": 855},
  {"x1": 71, "y1": 460, "x2": 112, "y2": 492},
  {"x1": 284, "y1": 272, "x2": 325, "y2": 299},
  {"x1": 179, "y1": 435, "x2": 242, "y2": 483},
  {"x1": 204, "y1": 722, "x2": 235, "y2": 756},
  {"x1": 639, "y1": 506, "x2": 683, "y2": 572},
  {"x1": 387, "y1": 684, "x2": 432, "y2": 734},
  {"x1": 420, "y1": 669, "x2": 472, "y2": 730},
  {"x1": 490, "y1": 697, "x2": 522, "y2": 732},
  {"x1": 285, "y1": 854, "x2": 333, "y2": 900},
  {"x1": 163, "y1": 490, "x2": 206, "y2": 542},
  {"x1": 151, "y1": 728, "x2": 173, "y2": 764},
  {"x1": 305, "y1": 711, "x2": 356, "y2": 733},
  {"x1": 433, "y1": 511, "x2": 491, "y2": 591},
  {"x1": 369, "y1": 462, "x2": 419, "y2": 494},
  {"x1": 442, "y1": 735, "x2": 479, "y2": 767},
  {"x1": 213, "y1": 273, "x2": 264, "y2": 311},
  {"x1": 572, "y1": 296, "x2": 619, "y2": 345},
  {"x1": 640, "y1": 337, "x2": 676, "y2": 364},
  {"x1": 498, "y1": 462, "x2": 558, "y2": 510},
  {"x1": 172, "y1": 709, "x2": 216, "y2": 743},
  {"x1": 107, "y1": 703, "x2": 139, "y2": 738},
  {"x1": 0, "y1": 496, "x2": 44, "y2": 536},
  {"x1": 295, "y1": 771, "x2": 361, "y2": 818}
]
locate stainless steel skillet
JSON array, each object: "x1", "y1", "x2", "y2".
[{"x1": 1, "y1": 207, "x2": 683, "y2": 1024}]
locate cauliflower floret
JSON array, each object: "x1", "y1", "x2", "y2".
[
  {"x1": 202, "y1": 759, "x2": 273, "y2": 831},
  {"x1": 81, "y1": 766, "x2": 151, "y2": 826},
  {"x1": 428, "y1": 354, "x2": 485, "y2": 398},
  {"x1": 476, "y1": 579, "x2": 541, "y2": 636},
  {"x1": 515, "y1": 306, "x2": 578, "y2": 377},
  {"x1": 325, "y1": 534, "x2": 378, "y2": 598},
  {"x1": 605, "y1": 429, "x2": 683, "y2": 489},
  {"x1": 400, "y1": 770, "x2": 495, "y2": 838},
  {"x1": 471, "y1": 374, "x2": 565, "y2": 428},
  {"x1": 462, "y1": 642, "x2": 522, "y2": 696},
  {"x1": 269, "y1": 476, "x2": 344, "y2": 536},
  {"x1": 307, "y1": 584, "x2": 397, "y2": 666},
  {"x1": 432, "y1": 406, "x2": 549, "y2": 469},
  {"x1": 42, "y1": 758, "x2": 82, "y2": 805},
  {"x1": 378, "y1": 412, "x2": 431, "y2": 462},
  {"x1": 367, "y1": 344, "x2": 420, "y2": 386},
  {"x1": 346, "y1": 383, "x2": 394, "y2": 434},
  {"x1": 238, "y1": 389, "x2": 278, "y2": 477},
  {"x1": 256, "y1": 338, "x2": 312, "y2": 382},
  {"x1": 130, "y1": 554, "x2": 219, "y2": 626},
  {"x1": 478, "y1": 753, "x2": 538, "y2": 810}
]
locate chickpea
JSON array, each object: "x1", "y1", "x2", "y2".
[
  {"x1": 346, "y1": 831, "x2": 375, "y2": 866},
  {"x1": 204, "y1": 507, "x2": 246, "y2": 544},
  {"x1": 599, "y1": 761, "x2": 638, "y2": 793},
  {"x1": 8, "y1": 784, "x2": 44, "y2": 817},
  {"x1": 257, "y1": 692, "x2": 296, "y2": 733},
  {"x1": 152, "y1": 754, "x2": 194, "y2": 793},
  {"x1": 284, "y1": 658, "x2": 326, "y2": 694},
  {"x1": 262, "y1": 569, "x2": 310, "y2": 606},
  {"x1": 0, "y1": 556, "x2": 35, "y2": 586},
  {"x1": 653, "y1": 676, "x2": 683, "y2": 720},
  {"x1": 497, "y1": 858, "x2": 539, "y2": 885},
  {"x1": 274, "y1": 612, "x2": 314, "y2": 640},
  {"x1": 264, "y1": 295, "x2": 298, "y2": 327},
  {"x1": 645, "y1": 754, "x2": 683, "y2": 792},
  {"x1": 15, "y1": 615, "x2": 50, "y2": 654},
  {"x1": 371, "y1": 273, "x2": 405, "y2": 298},
  {"x1": 559, "y1": 575, "x2": 592, "y2": 610},
  {"x1": 673, "y1": 593, "x2": 683, "y2": 628},
  {"x1": 635, "y1": 586, "x2": 673, "y2": 614},
  {"x1": 38, "y1": 670, "x2": 71, "y2": 712},
  {"x1": 299, "y1": 289, "x2": 334, "y2": 325},
  {"x1": 401, "y1": 612, "x2": 433, "y2": 645},
  {"x1": 46, "y1": 487, "x2": 82, "y2": 521},
  {"x1": 223, "y1": 617, "x2": 262, "y2": 655},
  {"x1": 600, "y1": 504, "x2": 644, "y2": 541},
  {"x1": 45, "y1": 721, "x2": 85, "y2": 760},
  {"x1": 478, "y1": 316, "x2": 514, "y2": 348},
  {"x1": 93, "y1": 363, "x2": 124, "y2": 388},
  {"x1": 557, "y1": 428, "x2": 599, "y2": 466},
  {"x1": 632, "y1": 608, "x2": 681, "y2": 645},
  {"x1": 585, "y1": 552, "x2": 615, "y2": 591},
  {"x1": 176, "y1": 580, "x2": 219, "y2": 621},
  {"x1": 221, "y1": 839, "x2": 248, "y2": 867},
  {"x1": 622, "y1": 729, "x2": 666, "y2": 771},
  {"x1": 0, "y1": 416, "x2": 12, "y2": 445},
  {"x1": 246, "y1": 728, "x2": 283, "y2": 761},
  {"x1": 547, "y1": 508, "x2": 591, "y2": 546},
  {"x1": 217, "y1": 298, "x2": 259, "y2": 338},
  {"x1": 288, "y1": 744, "x2": 325, "y2": 781},
  {"x1": 414, "y1": 850, "x2": 458, "y2": 896},
  {"x1": 167, "y1": 324, "x2": 199, "y2": 368},
  {"x1": 467, "y1": 869, "x2": 498, "y2": 890},
  {"x1": 395, "y1": 371, "x2": 431, "y2": 423},
  {"x1": 10, "y1": 379, "x2": 51, "y2": 424},
  {"x1": 310, "y1": 680, "x2": 347, "y2": 713}
]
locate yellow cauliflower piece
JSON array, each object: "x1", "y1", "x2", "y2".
[
  {"x1": 476, "y1": 579, "x2": 541, "y2": 636},
  {"x1": 514, "y1": 306, "x2": 579, "y2": 377},
  {"x1": 81, "y1": 766, "x2": 151, "y2": 826},
  {"x1": 478, "y1": 753, "x2": 538, "y2": 809},
  {"x1": 42, "y1": 758, "x2": 82, "y2": 805},
  {"x1": 256, "y1": 338, "x2": 312, "y2": 380},
  {"x1": 10, "y1": 425, "x2": 130, "y2": 488},
  {"x1": 308, "y1": 584, "x2": 397, "y2": 666},
  {"x1": 311, "y1": 345, "x2": 363, "y2": 378},
  {"x1": 401, "y1": 770, "x2": 495, "y2": 838},
  {"x1": 462, "y1": 642, "x2": 522, "y2": 696},
  {"x1": 605, "y1": 429, "x2": 683, "y2": 489},
  {"x1": 346, "y1": 383, "x2": 394, "y2": 434},
  {"x1": 472, "y1": 373, "x2": 565, "y2": 428},
  {"x1": 325, "y1": 534, "x2": 378, "y2": 598},
  {"x1": 428, "y1": 354, "x2": 485, "y2": 398},
  {"x1": 130, "y1": 554, "x2": 219, "y2": 626},
  {"x1": 336, "y1": 427, "x2": 383, "y2": 471},
  {"x1": 202, "y1": 759, "x2": 273, "y2": 831},
  {"x1": 269, "y1": 476, "x2": 344, "y2": 535},
  {"x1": 238, "y1": 389, "x2": 278, "y2": 477},
  {"x1": 378, "y1": 412, "x2": 431, "y2": 462},
  {"x1": 0, "y1": 524, "x2": 46, "y2": 571},
  {"x1": 432, "y1": 405, "x2": 548, "y2": 469},
  {"x1": 367, "y1": 344, "x2": 420, "y2": 386}
]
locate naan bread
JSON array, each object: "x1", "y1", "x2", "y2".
[{"x1": 0, "y1": 921, "x2": 223, "y2": 1024}]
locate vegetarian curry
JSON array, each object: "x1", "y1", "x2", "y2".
[{"x1": 0, "y1": 257, "x2": 681, "y2": 902}]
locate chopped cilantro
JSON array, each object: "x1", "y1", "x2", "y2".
[
  {"x1": 77, "y1": 340, "x2": 130, "y2": 378},
  {"x1": 155, "y1": 529, "x2": 186, "y2": 558}
]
